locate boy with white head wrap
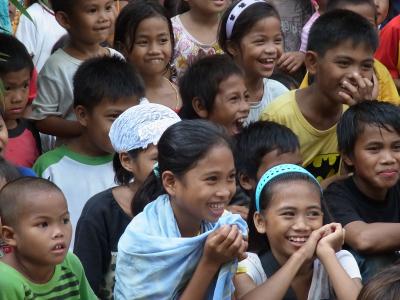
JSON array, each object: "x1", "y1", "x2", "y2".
[{"x1": 74, "y1": 102, "x2": 180, "y2": 299}]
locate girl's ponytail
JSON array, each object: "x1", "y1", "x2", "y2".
[{"x1": 132, "y1": 171, "x2": 164, "y2": 216}]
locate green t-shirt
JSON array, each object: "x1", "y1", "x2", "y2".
[{"x1": 0, "y1": 252, "x2": 97, "y2": 299}]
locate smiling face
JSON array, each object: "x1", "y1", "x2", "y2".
[
  {"x1": 254, "y1": 180, "x2": 323, "y2": 263},
  {"x1": 232, "y1": 16, "x2": 283, "y2": 80},
  {"x1": 344, "y1": 124, "x2": 400, "y2": 200},
  {"x1": 66, "y1": 0, "x2": 115, "y2": 45},
  {"x1": 1, "y1": 68, "x2": 30, "y2": 128},
  {"x1": 312, "y1": 40, "x2": 375, "y2": 105},
  {"x1": 186, "y1": 0, "x2": 228, "y2": 14},
  {"x1": 169, "y1": 144, "x2": 236, "y2": 232},
  {"x1": 12, "y1": 190, "x2": 72, "y2": 268},
  {"x1": 127, "y1": 16, "x2": 172, "y2": 78},
  {"x1": 207, "y1": 74, "x2": 250, "y2": 135}
]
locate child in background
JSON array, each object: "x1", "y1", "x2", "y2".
[
  {"x1": 15, "y1": 0, "x2": 66, "y2": 72},
  {"x1": 171, "y1": 0, "x2": 226, "y2": 78},
  {"x1": 0, "y1": 177, "x2": 96, "y2": 299},
  {"x1": 357, "y1": 264, "x2": 400, "y2": 300},
  {"x1": 302, "y1": 0, "x2": 400, "y2": 103},
  {"x1": 33, "y1": 56, "x2": 144, "y2": 248},
  {"x1": 375, "y1": 0, "x2": 390, "y2": 26},
  {"x1": 261, "y1": 10, "x2": 377, "y2": 181},
  {"x1": 0, "y1": 33, "x2": 41, "y2": 168},
  {"x1": 74, "y1": 103, "x2": 180, "y2": 299},
  {"x1": 114, "y1": 0, "x2": 181, "y2": 111},
  {"x1": 115, "y1": 120, "x2": 247, "y2": 299},
  {"x1": 235, "y1": 164, "x2": 362, "y2": 300},
  {"x1": 30, "y1": 0, "x2": 119, "y2": 140},
  {"x1": 235, "y1": 121, "x2": 302, "y2": 199},
  {"x1": 324, "y1": 101, "x2": 400, "y2": 282},
  {"x1": 179, "y1": 54, "x2": 250, "y2": 136},
  {"x1": 218, "y1": 0, "x2": 288, "y2": 124}
]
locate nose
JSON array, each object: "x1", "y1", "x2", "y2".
[
  {"x1": 240, "y1": 97, "x2": 250, "y2": 114},
  {"x1": 148, "y1": 41, "x2": 161, "y2": 55},
  {"x1": 380, "y1": 149, "x2": 396, "y2": 165},
  {"x1": 263, "y1": 42, "x2": 277, "y2": 56},
  {"x1": 9, "y1": 90, "x2": 24, "y2": 104},
  {"x1": 52, "y1": 225, "x2": 65, "y2": 239},
  {"x1": 292, "y1": 215, "x2": 311, "y2": 232},
  {"x1": 216, "y1": 183, "x2": 234, "y2": 200}
]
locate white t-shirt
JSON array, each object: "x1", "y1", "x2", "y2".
[
  {"x1": 15, "y1": 3, "x2": 66, "y2": 72},
  {"x1": 246, "y1": 78, "x2": 288, "y2": 124},
  {"x1": 239, "y1": 250, "x2": 361, "y2": 299}
]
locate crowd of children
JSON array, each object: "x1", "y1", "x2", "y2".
[{"x1": 0, "y1": 0, "x2": 400, "y2": 299}]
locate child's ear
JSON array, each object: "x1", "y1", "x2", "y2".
[
  {"x1": 192, "y1": 97, "x2": 209, "y2": 119},
  {"x1": 238, "y1": 173, "x2": 256, "y2": 192},
  {"x1": 341, "y1": 153, "x2": 354, "y2": 168},
  {"x1": 162, "y1": 171, "x2": 177, "y2": 196},
  {"x1": 305, "y1": 51, "x2": 319, "y2": 76},
  {"x1": 1, "y1": 225, "x2": 17, "y2": 247},
  {"x1": 253, "y1": 211, "x2": 267, "y2": 234},
  {"x1": 74, "y1": 105, "x2": 89, "y2": 127},
  {"x1": 226, "y1": 41, "x2": 240, "y2": 57},
  {"x1": 55, "y1": 11, "x2": 71, "y2": 31},
  {"x1": 119, "y1": 152, "x2": 135, "y2": 173}
]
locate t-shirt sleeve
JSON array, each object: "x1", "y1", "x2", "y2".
[
  {"x1": 336, "y1": 250, "x2": 361, "y2": 279},
  {"x1": 324, "y1": 181, "x2": 362, "y2": 226},
  {"x1": 0, "y1": 264, "x2": 26, "y2": 299},
  {"x1": 237, "y1": 252, "x2": 266, "y2": 286},
  {"x1": 65, "y1": 253, "x2": 98, "y2": 300}
]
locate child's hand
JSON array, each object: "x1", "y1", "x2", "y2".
[
  {"x1": 277, "y1": 52, "x2": 305, "y2": 74},
  {"x1": 338, "y1": 72, "x2": 374, "y2": 105},
  {"x1": 296, "y1": 226, "x2": 326, "y2": 261},
  {"x1": 316, "y1": 223, "x2": 345, "y2": 258},
  {"x1": 202, "y1": 225, "x2": 248, "y2": 267}
]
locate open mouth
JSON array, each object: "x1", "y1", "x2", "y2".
[
  {"x1": 52, "y1": 243, "x2": 66, "y2": 254},
  {"x1": 287, "y1": 236, "x2": 309, "y2": 247},
  {"x1": 208, "y1": 202, "x2": 225, "y2": 218},
  {"x1": 232, "y1": 117, "x2": 247, "y2": 134}
]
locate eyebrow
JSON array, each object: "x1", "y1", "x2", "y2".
[{"x1": 277, "y1": 205, "x2": 321, "y2": 211}]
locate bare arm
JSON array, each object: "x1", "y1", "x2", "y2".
[
  {"x1": 345, "y1": 221, "x2": 400, "y2": 253},
  {"x1": 35, "y1": 117, "x2": 83, "y2": 138}
]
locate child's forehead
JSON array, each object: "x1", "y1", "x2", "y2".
[
  {"x1": 357, "y1": 123, "x2": 400, "y2": 140},
  {"x1": 341, "y1": 3, "x2": 377, "y2": 26},
  {"x1": 323, "y1": 39, "x2": 375, "y2": 59}
]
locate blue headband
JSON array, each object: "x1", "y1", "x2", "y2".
[{"x1": 255, "y1": 164, "x2": 321, "y2": 212}]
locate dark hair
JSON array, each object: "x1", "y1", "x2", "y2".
[
  {"x1": 50, "y1": 0, "x2": 75, "y2": 14},
  {"x1": 235, "y1": 121, "x2": 300, "y2": 181},
  {"x1": 327, "y1": 0, "x2": 376, "y2": 14},
  {"x1": 114, "y1": 0, "x2": 175, "y2": 63},
  {"x1": 178, "y1": 54, "x2": 244, "y2": 119},
  {"x1": 0, "y1": 157, "x2": 21, "y2": 186},
  {"x1": 113, "y1": 149, "x2": 141, "y2": 185},
  {"x1": 247, "y1": 172, "x2": 324, "y2": 253},
  {"x1": 132, "y1": 119, "x2": 233, "y2": 215},
  {"x1": 73, "y1": 55, "x2": 145, "y2": 112},
  {"x1": 307, "y1": 9, "x2": 378, "y2": 56},
  {"x1": 176, "y1": 0, "x2": 189, "y2": 14},
  {"x1": 0, "y1": 33, "x2": 33, "y2": 76},
  {"x1": 357, "y1": 264, "x2": 400, "y2": 300},
  {"x1": 0, "y1": 177, "x2": 63, "y2": 227},
  {"x1": 337, "y1": 100, "x2": 400, "y2": 158},
  {"x1": 218, "y1": 0, "x2": 281, "y2": 56}
]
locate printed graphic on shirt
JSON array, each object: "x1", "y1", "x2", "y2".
[
  {"x1": 305, "y1": 153, "x2": 341, "y2": 181},
  {"x1": 98, "y1": 252, "x2": 117, "y2": 300}
]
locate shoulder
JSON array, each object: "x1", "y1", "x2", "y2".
[
  {"x1": 324, "y1": 178, "x2": 355, "y2": 200},
  {"x1": 264, "y1": 78, "x2": 289, "y2": 95},
  {"x1": 238, "y1": 252, "x2": 266, "y2": 286},
  {"x1": 61, "y1": 252, "x2": 85, "y2": 277},
  {"x1": 33, "y1": 146, "x2": 67, "y2": 176},
  {"x1": 334, "y1": 250, "x2": 361, "y2": 279},
  {"x1": 260, "y1": 90, "x2": 296, "y2": 118},
  {"x1": 40, "y1": 50, "x2": 80, "y2": 75},
  {"x1": 79, "y1": 188, "x2": 115, "y2": 218},
  {"x1": 0, "y1": 261, "x2": 27, "y2": 297}
]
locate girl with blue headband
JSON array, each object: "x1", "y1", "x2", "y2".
[{"x1": 235, "y1": 164, "x2": 362, "y2": 300}]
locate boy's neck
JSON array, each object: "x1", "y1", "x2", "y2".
[
  {"x1": 2, "y1": 251, "x2": 55, "y2": 284},
  {"x1": 66, "y1": 134, "x2": 110, "y2": 157},
  {"x1": 352, "y1": 175, "x2": 388, "y2": 201},
  {"x1": 5, "y1": 119, "x2": 18, "y2": 130},
  {"x1": 64, "y1": 39, "x2": 108, "y2": 61},
  {"x1": 296, "y1": 86, "x2": 343, "y2": 131}
]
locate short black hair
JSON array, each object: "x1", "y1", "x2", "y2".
[
  {"x1": 73, "y1": 55, "x2": 145, "y2": 112},
  {"x1": 0, "y1": 33, "x2": 33, "y2": 76},
  {"x1": 337, "y1": 100, "x2": 400, "y2": 157},
  {"x1": 50, "y1": 0, "x2": 75, "y2": 14},
  {"x1": 327, "y1": 0, "x2": 375, "y2": 12},
  {"x1": 0, "y1": 177, "x2": 63, "y2": 227},
  {"x1": 178, "y1": 54, "x2": 244, "y2": 119},
  {"x1": 235, "y1": 121, "x2": 300, "y2": 181},
  {"x1": 307, "y1": 9, "x2": 378, "y2": 56}
]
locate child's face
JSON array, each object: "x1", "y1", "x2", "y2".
[
  {"x1": 66, "y1": 0, "x2": 115, "y2": 44},
  {"x1": 127, "y1": 144, "x2": 158, "y2": 185},
  {"x1": 254, "y1": 180, "x2": 323, "y2": 262},
  {"x1": 208, "y1": 74, "x2": 250, "y2": 135},
  {"x1": 128, "y1": 16, "x2": 172, "y2": 77},
  {"x1": 0, "y1": 117, "x2": 9, "y2": 156},
  {"x1": 342, "y1": 3, "x2": 377, "y2": 27},
  {"x1": 1, "y1": 68, "x2": 30, "y2": 124},
  {"x1": 374, "y1": 0, "x2": 389, "y2": 25},
  {"x1": 186, "y1": 0, "x2": 228, "y2": 14},
  {"x1": 12, "y1": 190, "x2": 72, "y2": 267},
  {"x1": 344, "y1": 125, "x2": 400, "y2": 200},
  {"x1": 233, "y1": 16, "x2": 283, "y2": 80},
  {"x1": 170, "y1": 144, "x2": 236, "y2": 226},
  {"x1": 82, "y1": 97, "x2": 139, "y2": 156},
  {"x1": 313, "y1": 40, "x2": 374, "y2": 105},
  {"x1": 256, "y1": 149, "x2": 302, "y2": 181}
]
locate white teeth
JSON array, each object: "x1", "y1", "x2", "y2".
[
  {"x1": 288, "y1": 236, "x2": 308, "y2": 243},
  {"x1": 55, "y1": 245, "x2": 63, "y2": 250},
  {"x1": 209, "y1": 203, "x2": 224, "y2": 209}
]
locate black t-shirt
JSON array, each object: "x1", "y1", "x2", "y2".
[
  {"x1": 324, "y1": 177, "x2": 400, "y2": 226},
  {"x1": 74, "y1": 188, "x2": 131, "y2": 300}
]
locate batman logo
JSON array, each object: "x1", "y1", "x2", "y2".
[{"x1": 304, "y1": 153, "x2": 341, "y2": 182}]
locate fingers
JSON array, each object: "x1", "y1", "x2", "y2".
[
  {"x1": 227, "y1": 205, "x2": 249, "y2": 220},
  {"x1": 339, "y1": 73, "x2": 374, "y2": 105}
]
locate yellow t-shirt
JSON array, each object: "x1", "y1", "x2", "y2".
[
  {"x1": 260, "y1": 90, "x2": 346, "y2": 181},
  {"x1": 299, "y1": 59, "x2": 400, "y2": 105}
]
